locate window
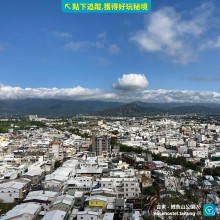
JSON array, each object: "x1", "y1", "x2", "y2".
[
  {"x1": 9, "y1": 194, "x2": 12, "y2": 196},
  {"x1": 81, "y1": 217, "x2": 83, "y2": 219},
  {"x1": 91, "y1": 218, "x2": 93, "y2": 220}
]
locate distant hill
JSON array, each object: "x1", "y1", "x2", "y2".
[
  {"x1": 94, "y1": 103, "x2": 220, "y2": 117},
  {"x1": 94, "y1": 103, "x2": 165, "y2": 117},
  {"x1": 0, "y1": 99, "x2": 220, "y2": 117},
  {"x1": 0, "y1": 99, "x2": 123, "y2": 116},
  {"x1": 169, "y1": 105, "x2": 220, "y2": 115},
  {"x1": 133, "y1": 101, "x2": 220, "y2": 109}
]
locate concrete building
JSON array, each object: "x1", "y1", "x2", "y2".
[
  {"x1": 42, "y1": 210, "x2": 67, "y2": 220},
  {"x1": 67, "y1": 176, "x2": 95, "y2": 195},
  {"x1": 85, "y1": 195, "x2": 109, "y2": 212},
  {"x1": 92, "y1": 134, "x2": 111, "y2": 156},
  {"x1": 51, "y1": 194, "x2": 74, "y2": 212},
  {"x1": 50, "y1": 141, "x2": 64, "y2": 161},
  {"x1": 22, "y1": 190, "x2": 59, "y2": 211},
  {"x1": 2, "y1": 202, "x2": 41, "y2": 220},
  {"x1": 0, "y1": 178, "x2": 31, "y2": 203},
  {"x1": 76, "y1": 210, "x2": 99, "y2": 220},
  {"x1": 99, "y1": 177, "x2": 141, "y2": 199}
]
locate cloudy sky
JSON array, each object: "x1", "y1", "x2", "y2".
[{"x1": 0, "y1": 0, "x2": 220, "y2": 103}]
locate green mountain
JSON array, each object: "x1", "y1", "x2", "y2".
[
  {"x1": 94, "y1": 103, "x2": 220, "y2": 117},
  {"x1": 0, "y1": 99, "x2": 123, "y2": 116},
  {"x1": 0, "y1": 99, "x2": 220, "y2": 117}
]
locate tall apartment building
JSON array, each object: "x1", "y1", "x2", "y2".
[
  {"x1": 49, "y1": 141, "x2": 64, "y2": 161},
  {"x1": 92, "y1": 134, "x2": 111, "y2": 156}
]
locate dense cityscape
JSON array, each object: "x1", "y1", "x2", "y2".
[{"x1": 0, "y1": 114, "x2": 219, "y2": 219}]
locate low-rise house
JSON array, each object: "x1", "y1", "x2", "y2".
[
  {"x1": 103, "y1": 213, "x2": 114, "y2": 220},
  {"x1": 74, "y1": 191, "x2": 85, "y2": 207},
  {"x1": 141, "y1": 176, "x2": 153, "y2": 188},
  {"x1": 76, "y1": 168, "x2": 103, "y2": 179},
  {"x1": 22, "y1": 190, "x2": 58, "y2": 211},
  {"x1": 85, "y1": 195, "x2": 108, "y2": 212},
  {"x1": 117, "y1": 161, "x2": 129, "y2": 169},
  {"x1": 3, "y1": 170, "x2": 18, "y2": 180},
  {"x1": 202, "y1": 180, "x2": 213, "y2": 190},
  {"x1": 76, "y1": 210, "x2": 99, "y2": 220},
  {"x1": 43, "y1": 176, "x2": 66, "y2": 192},
  {"x1": 115, "y1": 198, "x2": 125, "y2": 212},
  {"x1": 22, "y1": 169, "x2": 45, "y2": 188},
  {"x1": 99, "y1": 177, "x2": 141, "y2": 199},
  {"x1": 42, "y1": 210, "x2": 67, "y2": 220},
  {"x1": 91, "y1": 188, "x2": 117, "y2": 197},
  {"x1": 0, "y1": 178, "x2": 31, "y2": 203},
  {"x1": 152, "y1": 161, "x2": 165, "y2": 169},
  {"x1": 2, "y1": 202, "x2": 41, "y2": 220},
  {"x1": 51, "y1": 194, "x2": 74, "y2": 212},
  {"x1": 67, "y1": 177, "x2": 95, "y2": 195},
  {"x1": 43, "y1": 166, "x2": 74, "y2": 192},
  {"x1": 201, "y1": 158, "x2": 220, "y2": 168},
  {"x1": 189, "y1": 147, "x2": 209, "y2": 158}
]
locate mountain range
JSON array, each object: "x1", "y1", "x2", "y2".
[{"x1": 0, "y1": 99, "x2": 220, "y2": 117}]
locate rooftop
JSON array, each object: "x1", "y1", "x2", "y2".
[{"x1": 42, "y1": 210, "x2": 67, "y2": 220}]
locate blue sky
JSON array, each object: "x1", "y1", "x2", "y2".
[{"x1": 0, "y1": 0, "x2": 220, "y2": 102}]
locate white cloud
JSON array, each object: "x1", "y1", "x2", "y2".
[
  {"x1": 0, "y1": 85, "x2": 116, "y2": 101},
  {"x1": 108, "y1": 44, "x2": 120, "y2": 55},
  {"x1": 51, "y1": 31, "x2": 72, "y2": 38},
  {"x1": 200, "y1": 36, "x2": 220, "y2": 50},
  {"x1": 113, "y1": 73, "x2": 149, "y2": 91},
  {"x1": 114, "y1": 89, "x2": 220, "y2": 103},
  {"x1": 139, "y1": 89, "x2": 220, "y2": 103},
  {"x1": 1, "y1": 84, "x2": 220, "y2": 103},
  {"x1": 65, "y1": 32, "x2": 106, "y2": 51},
  {"x1": 130, "y1": 3, "x2": 214, "y2": 64}
]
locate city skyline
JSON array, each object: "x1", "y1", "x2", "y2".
[{"x1": 1, "y1": 0, "x2": 220, "y2": 102}]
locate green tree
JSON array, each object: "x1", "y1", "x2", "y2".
[
  {"x1": 112, "y1": 130, "x2": 119, "y2": 135},
  {"x1": 54, "y1": 160, "x2": 62, "y2": 169},
  {"x1": 143, "y1": 185, "x2": 159, "y2": 196}
]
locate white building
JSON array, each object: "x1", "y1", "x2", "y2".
[
  {"x1": 67, "y1": 176, "x2": 95, "y2": 195},
  {"x1": 42, "y1": 210, "x2": 67, "y2": 220},
  {"x1": 76, "y1": 211, "x2": 99, "y2": 220},
  {"x1": 0, "y1": 179, "x2": 31, "y2": 203},
  {"x1": 99, "y1": 177, "x2": 141, "y2": 199},
  {"x1": 2, "y1": 202, "x2": 41, "y2": 220},
  {"x1": 23, "y1": 190, "x2": 59, "y2": 211}
]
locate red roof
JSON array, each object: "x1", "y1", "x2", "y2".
[{"x1": 51, "y1": 142, "x2": 61, "y2": 145}]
